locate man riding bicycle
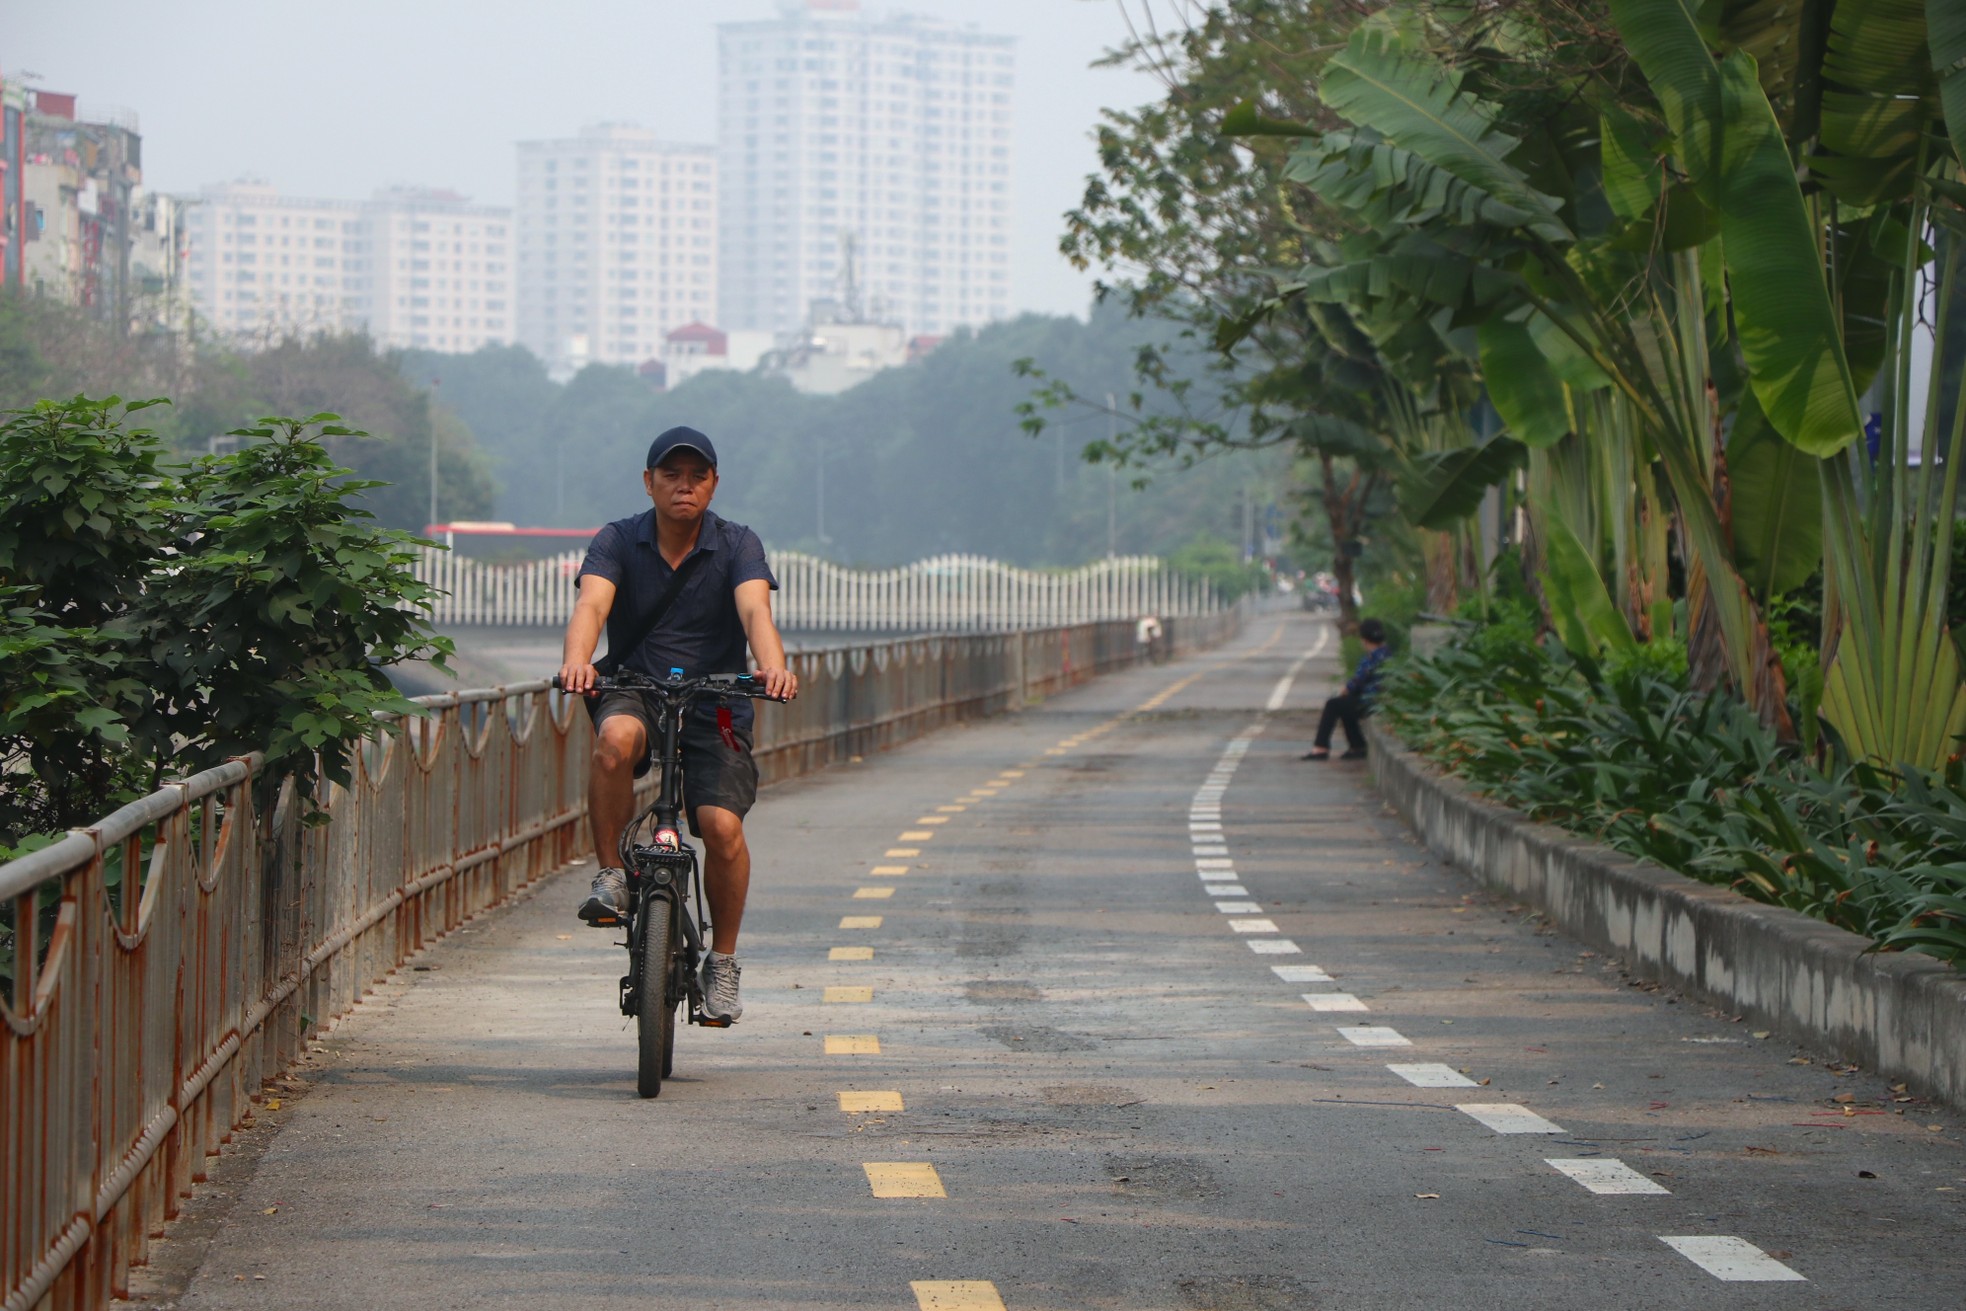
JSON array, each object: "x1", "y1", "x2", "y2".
[{"x1": 557, "y1": 426, "x2": 798, "y2": 1025}]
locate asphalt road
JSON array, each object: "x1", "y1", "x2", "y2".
[{"x1": 138, "y1": 613, "x2": 1965, "y2": 1310}]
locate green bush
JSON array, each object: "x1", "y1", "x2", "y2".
[
  {"x1": 1381, "y1": 625, "x2": 1966, "y2": 966},
  {"x1": 0, "y1": 398, "x2": 452, "y2": 849}
]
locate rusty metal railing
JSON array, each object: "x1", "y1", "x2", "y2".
[{"x1": 0, "y1": 611, "x2": 1242, "y2": 1309}]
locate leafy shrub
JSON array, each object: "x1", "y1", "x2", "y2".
[
  {"x1": 0, "y1": 398, "x2": 452, "y2": 849},
  {"x1": 1381, "y1": 625, "x2": 1966, "y2": 966}
]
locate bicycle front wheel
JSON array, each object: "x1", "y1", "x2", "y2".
[{"x1": 636, "y1": 893, "x2": 676, "y2": 1098}]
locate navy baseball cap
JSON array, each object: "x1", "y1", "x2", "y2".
[{"x1": 646, "y1": 425, "x2": 718, "y2": 470}]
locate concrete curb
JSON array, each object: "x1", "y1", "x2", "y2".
[{"x1": 1365, "y1": 718, "x2": 1966, "y2": 1112}]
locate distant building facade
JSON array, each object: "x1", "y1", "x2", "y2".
[
  {"x1": 16, "y1": 92, "x2": 188, "y2": 337},
  {"x1": 661, "y1": 319, "x2": 773, "y2": 390},
  {"x1": 514, "y1": 124, "x2": 717, "y2": 377},
  {"x1": 182, "y1": 182, "x2": 512, "y2": 351},
  {"x1": 357, "y1": 188, "x2": 513, "y2": 352},
  {"x1": 1, "y1": 75, "x2": 24, "y2": 287},
  {"x1": 717, "y1": 0, "x2": 1014, "y2": 339},
  {"x1": 180, "y1": 181, "x2": 363, "y2": 340}
]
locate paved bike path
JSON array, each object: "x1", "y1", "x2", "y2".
[{"x1": 145, "y1": 613, "x2": 1964, "y2": 1310}]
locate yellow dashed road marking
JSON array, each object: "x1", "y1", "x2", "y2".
[
  {"x1": 853, "y1": 887, "x2": 896, "y2": 900},
  {"x1": 912, "y1": 1282, "x2": 1006, "y2": 1311},
  {"x1": 825, "y1": 985, "x2": 874, "y2": 1003},
  {"x1": 998, "y1": 770, "x2": 1024, "y2": 779},
  {"x1": 886, "y1": 847, "x2": 921, "y2": 857},
  {"x1": 916, "y1": 815, "x2": 949, "y2": 825},
  {"x1": 864, "y1": 1162, "x2": 946, "y2": 1198},
  {"x1": 871, "y1": 864, "x2": 910, "y2": 875},
  {"x1": 830, "y1": 946, "x2": 875, "y2": 961},
  {"x1": 937, "y1": 804, "x2": 967, "y2": 812},
  {"x1": 824, "y1": 1034, "x2": 880, "y2": 1054},
  {"x1": 838, "y1": 1090, "x2": 904, "y2": 1113},
  {"x1": 900, "y1": 830, "x2": 935, "y2": 841},
  {"x1": 1044, "y1": 748, "x2": 1067, "y2": 756},
  {"x1": 839, "y1": 915, "x2": 883, "y2": 929}
]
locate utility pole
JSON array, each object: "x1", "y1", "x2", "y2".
[
  {"x1": 816, "y1": 431, "x2": 831, "y2": 545},
  {"x1": 555, "y1": 429, "x2": 566, "y2": 523},
  {"x1": 428, "y1": 378, "x2": 441, "y2": 531},
  {"x1": 1106, "y1": 392, "x2": 1118, "y2": 559}
]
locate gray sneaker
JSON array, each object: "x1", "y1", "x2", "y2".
[
  {"x1": 578, "y1": 867, "x2": 629, "y2": 926},
  {"x1": 698, "y1": 952, "x2": 743, "y2": 1024}
]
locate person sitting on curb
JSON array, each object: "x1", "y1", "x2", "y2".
[{"x1": 1303, "y1": 618, "x2": 1390, "y2": 761}]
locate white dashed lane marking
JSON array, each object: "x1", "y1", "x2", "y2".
[
  {"x1": 1338, "y1": 1026, "x2": 1411, "y2": 1047},
  {"x1": 1386, "y1": 1063, "x2": 1475, "y2": 1088},
  {"x1": 1546, "y1": 1158, "x2": 1670, "y2": 1195},
  {"x1": 1179, "y1": 650, "x2": 1822, "y2": 1289},
  {"x1": 1456, "y1": 1103, "x2": 1565, "y2": 1134},
  {"x1": 1265, "y1": 626, "x2": 1331, "y2": 710},
  {"x1": 1659, "y1": 1236, "x2": 1805, "y2": 1282}
]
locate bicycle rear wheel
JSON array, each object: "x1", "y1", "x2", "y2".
[{"x1": 636, "y1": 893, "x2": 676, "y2": 1098}]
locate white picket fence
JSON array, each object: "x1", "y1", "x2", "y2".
[{"x1": 415, "y1": 548, "x2": 1220, "y2": 630}]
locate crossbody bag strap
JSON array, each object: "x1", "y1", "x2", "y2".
[{"x1": 594, "y1": 550, "x2": 708, "y2": 674}]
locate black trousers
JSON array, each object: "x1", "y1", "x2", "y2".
[{"x1": 1314, "y1": 693, "x2": 1366, "y2": 750}]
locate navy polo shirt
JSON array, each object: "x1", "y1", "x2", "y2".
[{"x1": 577, "y1": 508, "x2": 778, "y2": 727}]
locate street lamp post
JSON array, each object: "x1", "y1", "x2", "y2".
[{"x1": 428, "y1": 377, "x2": 441, "y2": 531}]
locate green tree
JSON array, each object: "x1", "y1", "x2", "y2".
[
  {"x1": 0, "y1": 398, "x2": 452, "y2": 847},
  {"x1": 1032, "y1": 0, "x2": 1390, "y2": 627}
]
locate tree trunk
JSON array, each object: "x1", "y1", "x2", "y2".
[{"x1": 1319, "y1": 451, "x2": 1362, "y2": 634}]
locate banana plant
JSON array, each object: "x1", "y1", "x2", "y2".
[
  {"x1": 1256, "y1": 13, "x2": 1795, "y2": 720},
  {"x1": 1616, "y1": 0, "x2": 1966, "y2": 767}
]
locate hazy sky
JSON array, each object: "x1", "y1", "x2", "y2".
[{"x1": 8, "y1": 0, "x2": 1171, "y2": 318}]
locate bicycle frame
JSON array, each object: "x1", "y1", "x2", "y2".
[
  {"x1": 616, "y1": 687, "x2": 714, "y2": 1027},
  {"x1": 552, "y1": 669, "x2": 778, "y2": 1076}
]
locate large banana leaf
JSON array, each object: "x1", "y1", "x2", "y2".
[
  {"x1": 1286, "y1": 131, "x2": 1547, "y2": 232},
  {"x1": 1611, "y1": 0, "x2": 1864, "y2": 456},
  {"x1": 1296, "y1": 239, "x2": 1519, "y2": 316},
  {"x1": 1724, "y1": 396, "x2": 1823, "y2": 600},
  {"x1": 1607, "y1": 0, "x2": 1722, "y2": 187},
  {"x1": 1934, "y1": 0, "x2": 1966, "y2": 165},
  {"x1": 1537, "y1": 502, "x2": 1638, "y2": 664},
  {"x1": 1715, "y1": 52, "x2": 1867, "y2": 456},
  {"x1": 1477, "y1": 319, "x2": 1573, "y2": 447},
  {"x1": 1399, "y1": 437, "x2": 1526, "y2": 531},
  {"x1": 1318, "y1": 20, "x2": 1572, "y2": 242},
  {"x1": 1816, "y1": 0, "x2": 1937, "y2": 204},
  {"x1": 1599, "y1": 110, "x2": 1664, "y2": 220}
]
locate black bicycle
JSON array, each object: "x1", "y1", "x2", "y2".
[{"x1": 552, "y1": 669, "x2": 783, "y2": 1098}]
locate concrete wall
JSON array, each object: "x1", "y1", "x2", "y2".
[{"x1": 1367, "y1": 720, "x2": 1966, "y2": 1112}]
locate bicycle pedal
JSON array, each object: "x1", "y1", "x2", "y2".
[
  {"x1": 697, "y1": 1016, "x2": 733, "y2": 1028},
  {"x1": 587, "y1": 914, "x2": 622, "y2": 927}
]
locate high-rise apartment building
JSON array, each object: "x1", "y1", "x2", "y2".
[
  {"x1": 514, "y1": 124, "x2": 717, "y2": 376},
  {"x1": 360, "y1": 188, "x2": 514, "y2": 352},
  {"x1": 718, "y1": 0, "x2": 1013, "y2": 339},
  {"x1": 182, "y1": 181, "x2": 365, "y2": 341},
  {"x1": 182, "y1": 182, "x2": 512, "y2": 352}
]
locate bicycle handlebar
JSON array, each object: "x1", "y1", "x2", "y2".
[{"x1": 551, "y1": 670, "x2": 789, "y2": 703}]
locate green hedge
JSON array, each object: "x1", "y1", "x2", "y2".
[{"x1": 1380, "y1": 620, "x2": 1966, "y2": 966}]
